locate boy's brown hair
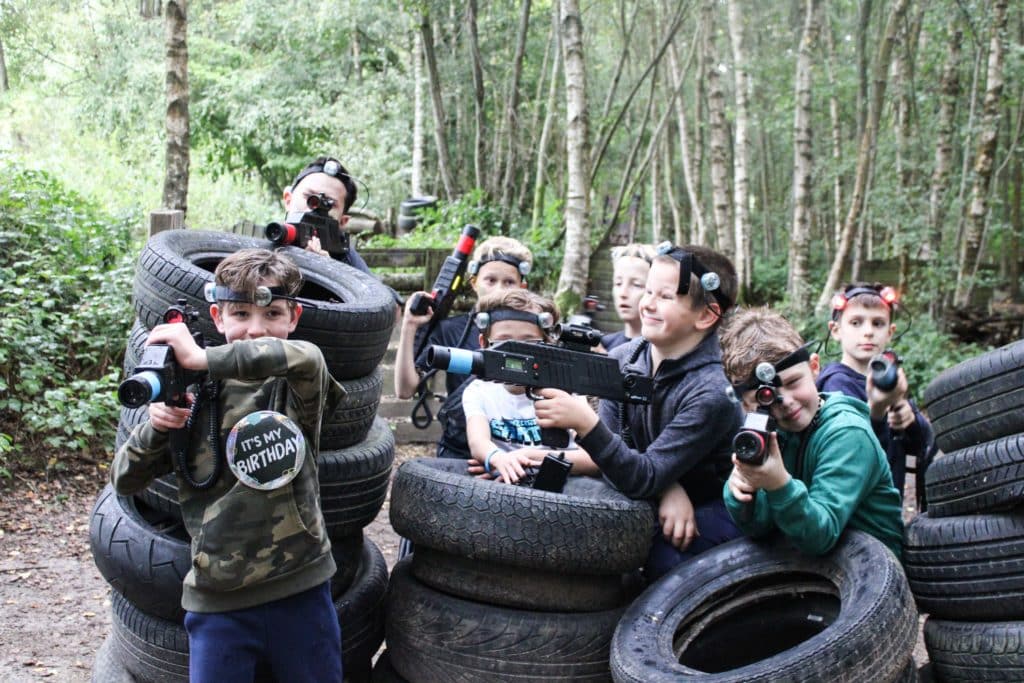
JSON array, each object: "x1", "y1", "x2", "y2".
[
  {"x1": 214, "y1": 248, "x2": 302, "y2": 308},
  {"x1": 720, "y1": 307, "x2": 804, "y2": 384},
  {"x1": 831, "y1": 282, "x2": 896, "y2": 323},
  {"x1": 654, "y1": 244, "x2": 738, "y2": 329},
  {"x1": 475, "y1": 289, "x2": 559, "y2": 340}
]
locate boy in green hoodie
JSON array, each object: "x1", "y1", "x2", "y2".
[{"x1": 720, "y1": 308, "x2": 903, "y2": 557}]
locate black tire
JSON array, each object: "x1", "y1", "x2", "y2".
[
  {"x1": 385, "y1": 558, "x2": 624, "y2": 683},
  {"x1": 924, "y1": 617, "x2": 1024, "y2": 682},
  {"x1": 411, "y1": 546, "x2": 640, "y2": 612},
  {"x1": 389, "y1": 458, "x2": 652, "y2": 575},
  {"x1": 320, "y1": 368, "x2": 383, "y2": 451},
  {"x1": 923, "y1": 340, "x2": 1024, "y2": 453},
  {"x1": 396, "y1": 215, "x2": 419, "y2": 233},
  {"x1": 610, "y1": 531, "x2": 917, "y2": 683},
  {"x1": 92, "y1": 633, "x2": 137, "y2": 683},
  {"x1": 904, "y1": 510, "x2": 1024, "y2": 620},
  {"x1": 924, "y1": 433, "x2": 1024, "y2": 517},
  {"x1": 335, "y1": 538, "x2": 389, "y2": 682},
  {"x1": 110, "y1": 590, "x2": 189, "y2": 683},
  {"x1": 122, "y1": 319, "x2": 150, "y2": 378},
  {"x1": 90, "y1": 485, "x2": 191, "y2": 622},
  {"x1": 319, "y1": 417, "x2": 396, "y2": 537},
  {"x1": 330, "y1": 531, "x2": 365, "y2": 597},
  {"x1": 371, "y1": 651, "x2": 408, "y2": 683},
  {"x1": 398, "y1": 196, "x2": 438, "y2": 216},
  {"x1": 131, "y1": 229, "x2": 395, "y2": 380}
]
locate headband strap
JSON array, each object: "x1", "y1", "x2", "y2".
[
  {"x1": 204, "y1": 283, "x2": 295, "y2": 307},
  {"x1": 475, "y1": 308, "x2": 554, "y2": 333},
  {"x1": 655, "y1": 242, "x2": 729, "y2": 308},
  {"x1": 469, "y1": 252, "x2": 531, "y2": 277},
  {"x1": 732, "y1": 341, "x2": 814, "y2": 394}
]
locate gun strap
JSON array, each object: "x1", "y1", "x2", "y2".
[
  {"x1": 175, "y1": 378, "x2": 224, "y2": 490},
  {"x1": 619, "y1": 340, "x2": 649, "y2": 450},
  {"x1": 411, "y1": 311, "x2": 477, "y2": 428}
]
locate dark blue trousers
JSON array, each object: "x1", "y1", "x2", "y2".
[
  {"x1": 645, "y1": 498, "x2": 743, "y2": 581},
  {"x1": 184, "y1": 581, "x2": 342, "y2": 683}
]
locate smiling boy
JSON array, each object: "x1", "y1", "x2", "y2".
[{"x1": 720, "y1": 307, "x2": 903, "y2": 557}]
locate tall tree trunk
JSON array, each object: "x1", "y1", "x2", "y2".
[
  {"x1": 667, "y1": 24, "x2": 707, "y2": 244},
  {"x1": 499, "y1": 0, "x2": 534, "y2": 216},
  {"x1": 0, "y1": 36, "x2": 9, "y2": 91},
  {"x1": 727, "y1": 0, "x2": 752, "y2": 299},
  {"x1": 789, "y1": 0, "x2": 821, "y2": 310},
  {"x1": 1010, "y1": 151, "x2": 1022, "y2": 302},
  {"x1": 823, "y1": 2, "x2": 843, "y2": 246},
  {"x1": 466, "y1": 0, "x2": 486, "y2": 192},
  {"x1": 855, "y1": 0, "x2": 874, "y2": 142},
  {"x1": 663, "y1": 130, "x2": 684, "y2": 245},
  {"x1": 704, "y1": 0, "x2": 733, "y2": 256},
  {"x1": 420, "y1": 12, "x2": 456, "y2": 199},
  {"x1": 531, "y1": 7, "x2": 562, "y2": 233},
  {"x1": 411, "y1": 26, "x2": 425, "y2": 197},
  {"x1": 926, "y1": 21, "x2": 961, "y2": 267},
  {"x1": 162, "y1": 0, "x2": 189, "y2": 214},
  {"x1": 556, "y1": 0, "x2": 592, "y2": 315},
  {"x1": 955, "y1": 0, "x2": 1009, "y2": 308},
  {"x1": 518, "y1": 12, "x2": 555, "y2": 215},
  {"x1": 815, "y1": 0, "x2": 910, "y2": 313}
]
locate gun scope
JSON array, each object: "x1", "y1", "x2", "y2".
[
  {"x1": 554, "y1": 323, "x2": 603, "y2": 349},
  {"x1": 264, "y1": 221, "x2": 297, "y2": 246},
  {"x1": 869, "y1": 351, "x2": 900, "y2": 392},
  {"x1": 733, "y1": 430, "x2": 768, "y2": 465},
  {"x1": 426, "y1": 346, "x2": 485, "y2": 376},
  {"x1": 118, "y1": 372, "x2": 163, "y2": 409}
]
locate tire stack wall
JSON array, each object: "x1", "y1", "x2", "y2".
[
  {"x1": 92, "y1": 229, "x2": 397, "y2": 682},
  {"x1": 904, "y1": 339, "x2": 1024, "y2": 682},
  {"x1": 375, "y1": 458, "x2": 654, "y2": 682}
]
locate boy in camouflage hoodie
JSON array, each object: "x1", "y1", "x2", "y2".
[{"x1": 112, "y1": 248, "x2": 345, "y2": 682}]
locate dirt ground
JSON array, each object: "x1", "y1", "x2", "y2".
[{"x1": 0, "y1": 445, "x2": 928, "y2": 682}]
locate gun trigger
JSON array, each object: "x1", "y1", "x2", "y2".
[{"x1": 527, "y1": 389, "x2": 544, "y2": 402}]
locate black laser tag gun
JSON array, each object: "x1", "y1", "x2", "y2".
[
  {"x1": 869, "y1": 349, "x2": 901, "y2": 392},
  {"x1": 427, "y1": 323, "x2": 654, "y2": 405},
  {"x1": 564, "y1": 295, "x2": 606, "y2": 329},
  {"x1": 265, "y1": 192, "x2": 350, "y2": 258},
  {"x1": 732, "y1": 364, "x2": 780, "y2": 466},
  {"x1": 118, "y1": 300, "x2": 206, "y2": 409},
  {"x1": 517, "y1": 452, "x2": 573, "y2": 493},
  {"x1": 409, "y1": 225, "x2": 481, "y2": 317}
]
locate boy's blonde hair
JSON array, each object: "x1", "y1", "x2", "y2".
[
  {"x1": 611, "y1": 243, "x2": 655, "y2": 264},
  {"x1": 720, "y1": 307, "x2": 804, "y2": 384},
  {"x1": 214, "y1": 248, "x2": 302, "y2": 307},
  {"x1": 475, "y1": 289, "x2": 559, "y2": 340},
  {"x1": 472, "y1": 236, "x2": 533, "y2": 268}
]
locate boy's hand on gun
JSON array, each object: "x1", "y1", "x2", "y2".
[
  {"x1": 148, "y1": 395, "x2": 194, "y2": 433},
  {"x1": 534, "y1": 389, "x2": 600, "y2": 436},
  {"x1": 401, "y1": 291, "x2": 434, "y2": 328},
  {"x1": 887, "y1": 398, "x2": 915, "y2": 430},
  {"x1": 468, "y1": 448, "x2": 547, "y2": 484},
  {"x1": 865, "y1": 368, "x2": 908, "y2": 420},
  {"x1": 659, "y1": 482, "x2": 698, "y2": 550},
  {"x1": 145, "y1": 323, "x2": 209, "y2": 371},
  {"x1": 728, "y1": 432, "x2": 791, "y2": 500}
]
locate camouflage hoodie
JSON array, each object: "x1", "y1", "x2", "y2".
[{"x1": 111, "y1": 338, "x2": 344, "y2": 613}]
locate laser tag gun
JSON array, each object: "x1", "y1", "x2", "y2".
[
  {"x1": 564, "y1": 295, "x2": 606, "y2": 329},
  {"x1": 427, "y1": 322, "x2": 654, "y2": 405},
  {"x1": 869, "y1": 349, "x2": 901, "y2": 392},
  {"x1": 516, "y1": 452, "x2": 573, "y2": 493},
  {"x1": 409, "y1": 225, "x2": 481, "y2": 318},
  {"x1": 732, "y1": 363, "x2": 780, "y2": 466},
  {"x1": 264, "y1": 192, "x2": 350, "y2": 258},
  {"x1": 118, "y1": 300, "x2": 207, "y2": 410}
]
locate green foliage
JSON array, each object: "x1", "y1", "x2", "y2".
[{"x1": 0, "y1": 160, "x2": 138, "y2": 470}]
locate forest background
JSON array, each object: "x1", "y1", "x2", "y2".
[{"x1": 0, "y1": 0, "x2": 1021, "y2": 475}]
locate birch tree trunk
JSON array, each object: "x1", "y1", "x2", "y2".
[
  {"x1": 531, "y1": 7, "x2": 562, "y2": 233},
  {"x1": 789, "y1": 0, "x2": 821, "y2": 310},
  {"x1": 814, "y1": 0, "x2": 910, "y2": 313},
  {"x1": 667, "y1": 25, "x2": 707, "y2": 244},
  {"x1": 823, "y1": 3, "x2": 843, "y2": 246},
  {"x1": 955, "y1": 0, "x2": 1009, "y2": 307},
  {"x1": 0, "y1": 37, "x2": 9, "y2": 92},
  {"x1": 466, "y1": 0, "x2": 486, "y2": 192},
  {"x1": 499, "y1": 0, "x2": 533, "y2": 214},
  {"x1": 556, "y1": 0, "x2": 592, "y2": 315},
  {"x1": 727, "y1": 0, "x2": 751, "y2": 299},
  {"x1": 420, "y1": 13, "x2": 456, "y2": 199},
  {"x1": 704, "y1": 0, "x2": 734, "y2": 256},
  {"x1": 162, "y1": 0, "x2": 189, "y2": 214},
  {"x1": 411, "y1": 26, "x2": 425, "y2": 197}
]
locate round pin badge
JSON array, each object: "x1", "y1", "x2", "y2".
[{"x1": 225, "y1": 411, "x2": 306, "y2": 490}]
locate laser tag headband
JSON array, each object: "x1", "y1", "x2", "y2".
[
  {"x1": 830, "y1": 284, "x2": 899, "y2": 321},
  {"x1": 730, "y1": 341, "x2": 816, "y2": 397},
  {"x1": 289, "y1": 157, "x2": 356, "y2": 212},
  {"x1": 474, "y1": 308, "x2": 554, "y2": 335},
  {"x1": 655, "y1": 241, "x2": 729, "y2": 309},
  {"x1": 468, "y1": 252, "x2": 532, "y2": 279},
  {"x1": 204, "y1": 283, "x2": 296, "y2": 307}
]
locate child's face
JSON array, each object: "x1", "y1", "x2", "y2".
[
  {"x1": 829, "y1": 301, "x2": 895, "y2": 369},
  {"x1": 741, "y1": 357, "x2": 821, "y2": 433},
  {"x1": 612, "y1": 256, "x2": 650, "y2": 325},
  {"x1": 639, "y1": 260, "x2": 704, "y2": 348},
  {"x1": 473, "y1": 261, "x2": 523, "y2": 298},
  {"x1": 480, "y1": 318, "x2": 545, "y2": 395},
  {"x1": 210, "y1": 280, "x2": 301, "y2": 342}
]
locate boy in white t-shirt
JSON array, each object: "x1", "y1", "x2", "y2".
[{"x1": 462, "y1": 289, "x2": 599, "y2": 484}]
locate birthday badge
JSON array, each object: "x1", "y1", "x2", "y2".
[{"x1": 225, "y1": 411, "x2": 306, "y2": 490}]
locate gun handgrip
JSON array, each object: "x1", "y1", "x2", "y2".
[{"x1": 409, "y1": 292, "x2": 434, "y2": 316}]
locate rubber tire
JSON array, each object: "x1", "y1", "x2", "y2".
[
  {"x1": 320, "y1": 368, "x2": 383, "y2": 451},
  {"x1": 389, "y1": 458, "x2": 653, "y2": 575},
  {"x1": 122, "y1": 319, "x2": 150, "y2": 378},
  {"x1": 904, "y1": 510, "x2": 1024, "y2": 620},
  {"x1": 89, "y1": 485, "x2": 191, "y2": 622},
  {"x1": 371, "y1": 651, "x2": 408, "y2": 683},
  {"x1": 610, "y1": 531, "x2": 917, "y2": 683},
  {"x1": 92, "y1": 633, "x2": 136, "y2": 683},
  {"x1": 110, "y1": 590, "x2": 189, "y2": 682},
  {"x1": 385, "y1": 557, "x2": 624, "y2": 683},
  {"x1": 131, "y1": 229, "x2": 395, "y2": 380},
  {"x1": 923, "y1": 340, "x2": 1024, "y2": 453},
  {"x1": 319, "y1": 417, "x2": 396, "y2": 537},
  {"x1": 398, "y1": 196, "x2": 437, "y2": 216},
  {"x1": 411, "y1": 546, "x2": 641, "y2": 612},
  {"x1": 924, "y1": 433, "x2": 1024, "y2": 517},
  {"x1": 924, "y1": 617, "x2": 1024, "y2": 682},
  {"x1": 335, "y1": 537, "x2": 389, "y2": 682}
]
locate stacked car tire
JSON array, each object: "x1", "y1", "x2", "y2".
[
  {"x1": 90, "y1": 230, "x2": 397, "y2": 682},
  {"x1": 376, "y1": 458, "x2": 654, "y2": 682},
  {"x1": 905, "y1": 339, "x2": 1024, "y2": 682}
]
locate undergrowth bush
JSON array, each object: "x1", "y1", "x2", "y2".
[{"x1": 0, "y1": 161, "x2": 140, "y2": 475}]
